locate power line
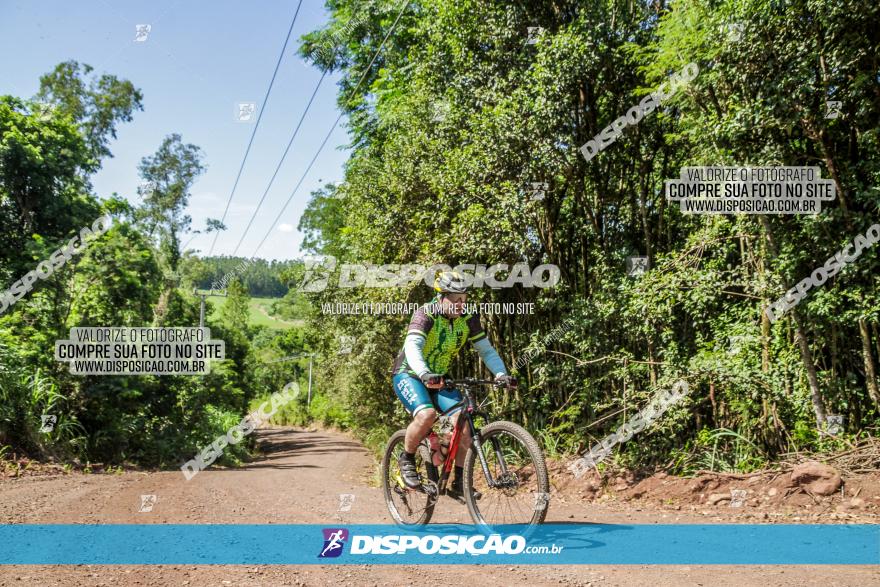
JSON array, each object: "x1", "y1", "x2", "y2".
[
  {"x1": 249, "y1": 111, "x2": 342, "y2": 258},
  {"x1": 230, "y1": 70, "x2": 328, "y2": 257},
  {"x1": 246, "y1": 0, "x2": 411, "y2": 259},
  {"x1": 207, "y1": 0, "x2": 304, "y2": 257}
]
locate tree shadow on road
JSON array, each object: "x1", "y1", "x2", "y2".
[{"x1": 243, "y1": 428, "x2": 366, "y2": 469}]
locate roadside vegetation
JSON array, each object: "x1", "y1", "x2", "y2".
[{"x1": 2, "y1": 0, "x2": 879, "y2": 478}]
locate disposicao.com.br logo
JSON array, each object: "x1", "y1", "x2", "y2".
[
  {"x1": 320, "y1": 529, "x2": 563, "y2": 557},
  {"x1": 318, "y1": 528, "x2": 349, "y2": 558},
  {"x1": 292, "y1": 257, "x2": 561, "y2": 292}
]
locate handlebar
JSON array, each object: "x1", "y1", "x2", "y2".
[{"x1": 442, "y1": 377, "x2": 503, "y2": 389}]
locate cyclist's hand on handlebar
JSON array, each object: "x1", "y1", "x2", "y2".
[
  {"x1": 495, "y1": 374, "x2": 518, "y2": 388},
  {"x1": 420, "y1": 372, "x2": 445, "y2": 389}
]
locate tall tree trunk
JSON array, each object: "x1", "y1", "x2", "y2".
[
  {"x1": 638, "y1": 158, "x2": 654, "y2": 262},
  {"x1": 761, "y1": 306, "x2": 770, "y2": 373},
  {"x1": 813, "y1": 23, "x2": 849, "y2": 214},
  {"x1": 757, "y1": 252, "x2": 771, "y2": 372},
  {"x1": 858, "y1": 318, "x2": 880, "y2": 407},
  {"x1": 830, "y1": 323, "x2": 839, "y2": 382},
  {"x1": 872, "y1": 322, "x2": 880, "y2": 372},
  {"x1": 792, "y1": 309, "x2": 826, "y2": 428},
  {"x1": 817, "y1": 133, "x2": 849, "y2": 214},
  {"x1": 709, "y1": 379, "x2": 717, "y2": 424},
  {"x1": 759, "y1": 215, "x2": 827, "y2": 428}
]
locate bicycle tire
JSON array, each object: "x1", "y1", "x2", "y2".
[
  {"x1": 381, "y1": 428, "x2": 438, "y2": 526},
  {"x1": 463, "y1": 420, "x2": 550, "y2": 528}
]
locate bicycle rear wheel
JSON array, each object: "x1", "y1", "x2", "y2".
[
  {"x1": 463, "y1": 420, "x2": 549, "y2": 528},
  {"x1": 381, "y1": 429, "x2": 439, "y2": 526}
]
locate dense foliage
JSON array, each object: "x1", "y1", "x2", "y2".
[
  {"x1": 2, "y1": 0, "x2": 878, "y2": 477},
  {"x1": 0, "y1": 65, "x2": 312, "y2": 467},
  {"x1": 295, "y1": 0, "x2": 880, "y2": 470}
]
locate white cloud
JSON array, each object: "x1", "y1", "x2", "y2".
[{"x1": 278, "y1": 223, "x2": 294, "y2": 233}]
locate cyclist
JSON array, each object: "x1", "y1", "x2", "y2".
[{"x1": 392, "y1": 270, "x2": 517, "y2": 501}]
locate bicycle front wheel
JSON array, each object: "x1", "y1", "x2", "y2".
[{"x1": 463, "y1": 420, "x2": 550, "y2": 528}]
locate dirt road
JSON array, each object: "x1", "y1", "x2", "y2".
[{"x1": 1, "y1": 427, "x2": 876, "y2": 586}]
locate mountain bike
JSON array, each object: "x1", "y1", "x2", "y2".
[{"x1": 381, "y1": 377, "x2": 549, "y2": 530}]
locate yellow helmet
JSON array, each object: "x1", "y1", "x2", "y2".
[{"x1": 433, "y1": 270, "x2": 468, "y2": 294}]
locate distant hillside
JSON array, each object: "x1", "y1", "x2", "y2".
[{"x1": 184, "y1": 256, "x2": 299, "y2": 298}]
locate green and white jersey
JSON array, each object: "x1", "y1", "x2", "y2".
[{"x1": 392, "y1": 298, "x2": 487, "y2": 376}]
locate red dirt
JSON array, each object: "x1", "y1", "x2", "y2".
[{"x1": 1, "y1": 427, "x2": 877, "y2": 586}]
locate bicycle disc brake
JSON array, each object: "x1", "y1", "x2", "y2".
[{"x1": 496, "y1": 471, "x2": 521, "y2": 496}]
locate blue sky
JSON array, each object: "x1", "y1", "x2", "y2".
[{"x1": 0, "y1": 0, "x2": 351, "y2": 260}]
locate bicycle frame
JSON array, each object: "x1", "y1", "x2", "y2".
[{"x1": 429, "y1": 378, "x2": 511, "y2": 495}]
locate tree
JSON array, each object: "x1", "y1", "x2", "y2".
[
  {"x1": 0, "y1": 97, "x2": 99, "y2": 277},
  {"x1": 222, "y1": 278, "x2": 251, "y2": 334},
  {"x1": 291, "y1": 0, "x2": 880, "y2": 467},
  {"x1": 36, "y1": 60, "x2": 144, "y2": 161},
  {"x1": 137, "y1": 134, "x2": 206, "y2": 273},
  {"x1": 298, "y1": 183, "x2": 348, "y2": 258}
]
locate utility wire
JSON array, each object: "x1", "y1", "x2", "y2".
[
  {"x1": 246, "y1": 0, "x2": 411, "y2": 259},
  {"x1": 207, "y1": 0, "x2": 304, "y2": 257},
  {"x1": 230, "y1": 70, "x2": 327, "y2": 257},
  {"x1": 249, "y1": 110, "x2": 342, "y2": 258}
]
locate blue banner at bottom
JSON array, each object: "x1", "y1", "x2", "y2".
[{"x1": 1, "y1": 524, "x2": 877, "y2": 565}]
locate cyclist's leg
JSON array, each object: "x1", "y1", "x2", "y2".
[
  {"x1": 433, "y1": 388, "x2": 469, "y2": 465},
  {"x1": 393, "y1": 374, "x2": 437, "y2": 488},
  {"x1": 405, "y1": 407, "x2": 437, "y2": 454},
  {"x1": 393, "y1": 373, "x2": 438, "y2": 451}
]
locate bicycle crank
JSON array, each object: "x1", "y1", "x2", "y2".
[{"x1": 421, "y1": 478, "x2": 439, "y2": 499}]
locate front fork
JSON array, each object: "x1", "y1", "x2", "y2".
[{"x1": 471, "y1": 430, "x2": 498, "y2": 488}]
